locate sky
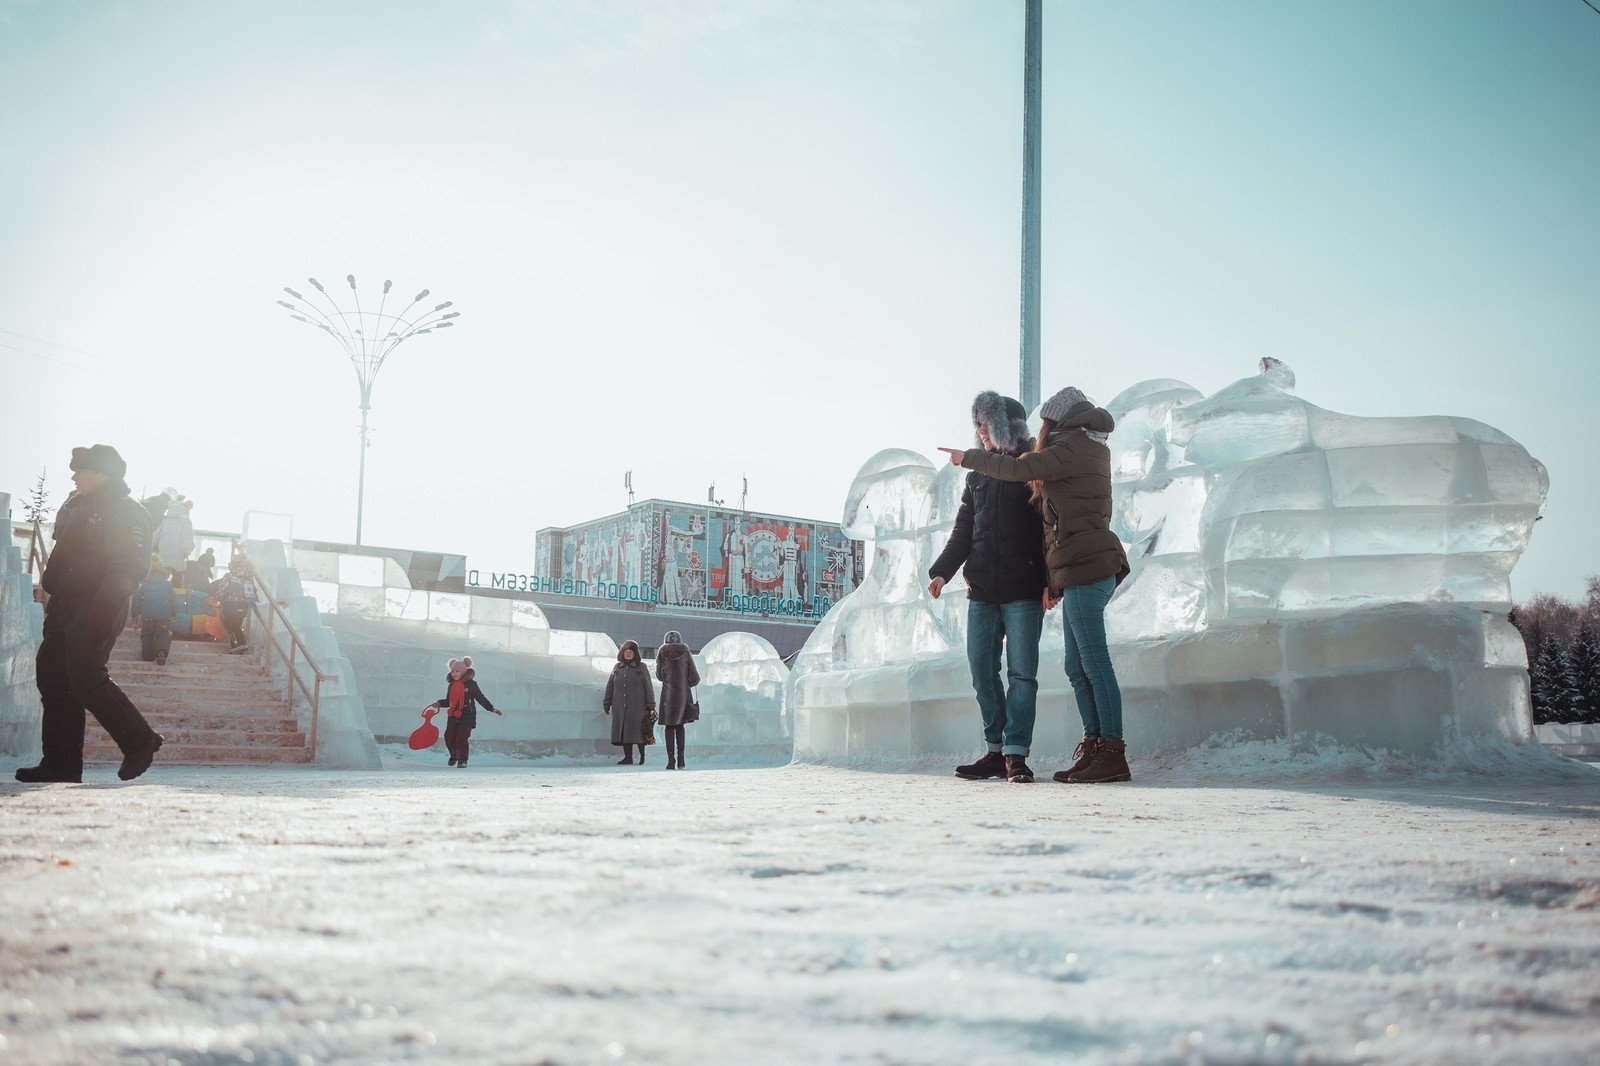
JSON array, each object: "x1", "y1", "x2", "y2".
[{"x1": 2, "y1": 0, "x2": 1597, "y2": 601}]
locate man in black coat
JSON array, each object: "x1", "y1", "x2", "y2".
[
  {"x1": 16, "y1": 444, "x2": 165, "y2": 783},
  {"x1": 928, "y1": 393, "x2": 1048, "y2": 784}
]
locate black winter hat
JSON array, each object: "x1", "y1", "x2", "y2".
[
  {"x1": 971, "y1": 391, "x2": 1032, "y2": 453},
  {"x1": 70, "y1": 444, "x2": 127, "y2": 479}
]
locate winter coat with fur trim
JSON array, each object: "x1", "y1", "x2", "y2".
[
  {"x1": 958, "y1": 404, "x2": 1129, "y2": 594},
  {"x1": 653, "y1": 641, "x2": 700, "y2": 727},
  {"x1": 605, "y1": 642, "x2": 655, "y2": 745}
]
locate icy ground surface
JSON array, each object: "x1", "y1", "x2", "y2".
[{"x1": 2, "y1": 744, "x2": 1598, "y2": 1066}]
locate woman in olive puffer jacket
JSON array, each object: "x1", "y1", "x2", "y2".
[{"x1": 940, "y1": 386, "x2": 1132, "y2": 785}]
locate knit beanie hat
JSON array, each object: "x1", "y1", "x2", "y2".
[
  {"x1": 1039, "y1": 386, "x2": 1093, "y2": 424},
  {"x1": 663, "y1": 630, "x2": 683, "y2": 645},
  {"x1": 70, "y1": 444, "x2": 127, "y2": 479},
  {"x1": 448, "y1": 657, "x2": 466, "y2": 675}
]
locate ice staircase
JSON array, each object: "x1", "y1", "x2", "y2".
[{"x1": 84, "y1": 629, "x2": 312, "y2": 765}]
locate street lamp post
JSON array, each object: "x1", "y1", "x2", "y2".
[
  {"x1": 277, "y1": 275, "x2": 460, "y2": 546},
  {"x1": 1019, "y1": 0, "x2": 1042, "y2": 412}
]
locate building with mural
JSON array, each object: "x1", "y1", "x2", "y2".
[{"x1": 465, "y1": 500, "x2": 864, "y2": 658}]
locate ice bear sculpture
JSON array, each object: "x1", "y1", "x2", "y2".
[{"x1": 792, "y1": 362, "x2": 1548, "y2": 760}]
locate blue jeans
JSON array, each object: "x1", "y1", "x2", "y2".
[
  {"x1": 1060, "y1": 575, "x2": 1123, "y2": 739},
  {"x1": 966, "y1": 599, "x2": 1045, "y2": 756}
]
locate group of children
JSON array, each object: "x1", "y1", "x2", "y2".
[{"x1": 128, "y1": 551, "x2": 259, "y2": 665}]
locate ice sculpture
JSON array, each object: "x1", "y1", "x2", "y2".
[
  {"x1": 789, "y1": 450, "x2": 974, "y2": 755},
  {"x1": 696, "y1": 632, "x2": 790, "y2": 745},
  {"x1": 916, "y1": 463, "x2": 972, "y2": 646},
  {"x1": 792, "y1": 361, "x2": 1548, "y2": 759}
]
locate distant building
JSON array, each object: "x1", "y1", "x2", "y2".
[{"x1": 469, "y1": 499, "x2": 863, "y2": 659}]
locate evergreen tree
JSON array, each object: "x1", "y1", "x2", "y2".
[
  {"x1": 22, "y1": 468, "x2": 50, "y2": 525},
  {"x1": 1568, "y1": 627, "x2": 1600, "y2": 726},
  {"x1": 1532, "y1": 637, "x2": 1584, "y2": 725}
]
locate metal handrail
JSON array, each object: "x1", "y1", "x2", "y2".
[{"x1": 241, "y1": 563, "x2": 333, "y2": 757}]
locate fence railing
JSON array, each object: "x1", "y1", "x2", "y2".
[{"x1": 243, "y1": 564, "x2": 332, "y2": 757}]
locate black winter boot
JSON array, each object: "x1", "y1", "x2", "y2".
[
  {"x1": 1062, "y1": 738, "x2": 1130, "y2": 783},
  {"x1": 1052, "y1": 737, "x2": 1101, "y2": 783},
  {"x1": 15, "y1": 763, "x2": 82, "y2": 784},
  {"x1": 954, "y1": 751, "x2": 1007, "y2": 780},
  {"x1": 118, "y1": 734, "x2": 164, "y2": 782}
]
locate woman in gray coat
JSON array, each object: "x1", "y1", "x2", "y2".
[
  {"x1": 654, "y1": 629, "x2": 700, "y2": 770},
  {"x1": 604, "y1": 640, "x2": 655, "y2": 765}
]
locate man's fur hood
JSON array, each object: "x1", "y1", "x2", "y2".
[{"x1": 971, "y1": 391, "x2": 1034, "y2": 455}]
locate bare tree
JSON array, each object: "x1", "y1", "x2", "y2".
[{"x1": 21, "y1": 468, "x2": 51, "y2": 525}]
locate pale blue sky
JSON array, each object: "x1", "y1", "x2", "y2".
[{"x1": 2, "y1": 0, "x2": 1596, "y2": 600}]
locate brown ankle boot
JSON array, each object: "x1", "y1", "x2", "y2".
[
  {"x1": 1052, "y1": 736, "x2": 1100, "y2": 783},
  {"x1": 1062, "y1": 738, "x2": 1130, "y2": 783}
]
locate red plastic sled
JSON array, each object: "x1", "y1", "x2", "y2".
[{"x1": 409, "y1": 707, "x2": 440, "y2": 750}]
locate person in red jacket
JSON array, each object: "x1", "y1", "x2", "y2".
[{"x1": 427, "y1": 656, "x2": 502, "y2": 768}]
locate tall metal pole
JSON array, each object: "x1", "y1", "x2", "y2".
[
  {"x1": 1019, "y1": 0, "x2": 1042, "y2": 411},
  {"x1": 356, "y1": 396, "x2": 370, "y2": 546}
]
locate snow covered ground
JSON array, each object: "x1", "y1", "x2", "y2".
[{"x1": 2, "y1": 742, "x2": 1597, "y2": 1066}]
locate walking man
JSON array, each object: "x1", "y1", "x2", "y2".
[
  {"x1": 16, "y1": 444, "x2": 165, "y2": 783},
  {"x1": 928, "y1": 393, "x2": 1048, "y2": 783}
]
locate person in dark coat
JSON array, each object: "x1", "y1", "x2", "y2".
[
  {"x1": 654, "y1": 629, "x2": 700, "y2": 770},
  {"x1": 16, "y1": 444, "x2": 164, "y2": 784},
  {"x1": 604, "y1": 640, "x2": 654, "y2": 765},
  {"x1": 130, "y1": 556, "x2": 181, "y2": 666},
  {"x1": 184, "y1": 547, "x2": 215, "y2": 590},
  {"x1": 208, "y1": 562, "x2": 258, "y2": 653},
  {"x1": 428, "y1": 655, "x2": 501, "y2": 767},
  {"x1": 941, "y1": 386, "x2": 1134, "y2": 784},
  {"x1": 929, "y1": 391, "x2": 1049, "y2": 784}
]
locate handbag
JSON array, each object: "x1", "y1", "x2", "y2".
[
  {"x1": 642, "y1": 711, "x2": 657, "y2": 745},
  {"x1": 685, "y1": 694, "x2": 700, "y2": 723}
]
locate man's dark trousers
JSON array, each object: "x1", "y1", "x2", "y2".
[{"x1": 36, "y1": 599, "x2": 158, "y2": 773}]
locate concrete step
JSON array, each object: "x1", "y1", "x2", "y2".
[
  {"x1": 84, "y1": 743, "x2": 312, "y2": 765},
  {"x1": 113, "y1": 669, "x2": 270, "y2": 690},
  {"x1": 113, "y1": 635, "x2": 239, "y2": 656},
  {"x1": 110, "y1": 692, "x2": 302, "y2": 717},
  {"x1": 94, "y1": 625, "x2": 309, "y2": 765},
  {"x1": 116, "y1": 675, "x2": 283, "y2": 701},
  {"x1": 92, "y1": 711, "x2": 303, "y2": 732},
  {"x1": 88, "y1": 725, "x2": 307, "y2": 747},
  {"x1": 114, "y1": 658, "x2": 269, "y2": 677}
]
